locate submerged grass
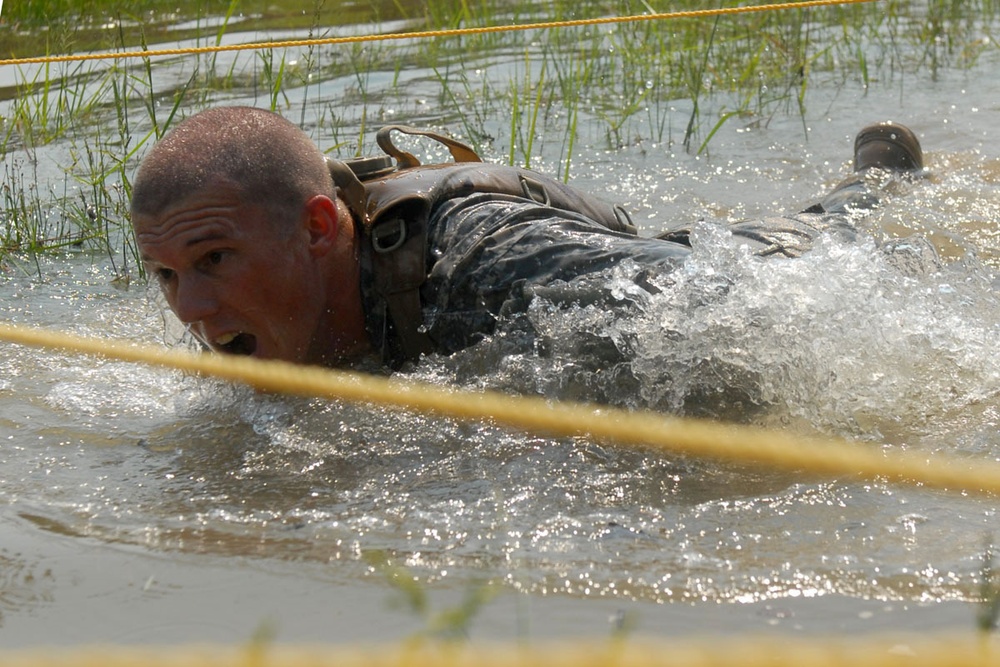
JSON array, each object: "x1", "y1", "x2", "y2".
[{"x1": 0, "y1": 0, "x2": 998, "y2": 276}]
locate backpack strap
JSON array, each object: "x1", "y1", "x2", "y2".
[
  {"x1": 376, "y1": 125, "x2": 482, "y2": 168},
  {"x1": 325, "y1": 156, "x2": 431, "y2": 363},
  {"x1": 326, "y1": 128, "x2": 485, "y2": 365},
  {"x1": 328, "y1": 126, "x2": 637, "y2": 367}
]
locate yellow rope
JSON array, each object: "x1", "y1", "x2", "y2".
[
  {"x1": 0, "y1": 3, "x2": 981, "y2": 663},
  {"x1": 0, "y1": 320, "x2": 994, "y2": 496},
  {"x1": 0, "y1": 0, "x2": 875, "y2": 68},
  {"x1": 0, "y1": 636, "x2": 996, "y2": 667}
]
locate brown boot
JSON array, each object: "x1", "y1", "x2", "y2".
[{"x1": 853, "y1": 122, "x2": 923, "y2": 172}]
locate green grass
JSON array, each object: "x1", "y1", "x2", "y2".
[
  {"x1": 0, "y1": 0, "x2": 998, "y2": 277},
  {"x1": 0, "y1": 0, "x2": 412, "y2": 58}
]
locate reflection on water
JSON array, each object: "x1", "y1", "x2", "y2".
[
  {"x1": 3, "y1": 3, "x2": 1000, "y2": 643},
  {"x1": 2, "y1": 161, "x2": 999, "y2": 617},
  {"x1": 3, "y1": 145, "x2": 1000, "y2": 640},
  {"x1": 0, "y1": 547, "x2": 55, "y2": 626}
]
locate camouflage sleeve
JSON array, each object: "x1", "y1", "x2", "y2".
[{"x1": 421, "y1": 193, "x2": 691, "y2": 354}]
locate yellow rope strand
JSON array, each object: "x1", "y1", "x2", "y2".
[
  {"x1": 0, "y1": 320, "x2": 994, "y2": 496},
  {"x1": 0, "y1": 0, "x2": 875, "y2": 68},
  {"x1": 0, "y1": 636, "x2": 996, "y2": 667}
]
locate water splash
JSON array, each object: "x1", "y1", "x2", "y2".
[
  {"x1": 429, "y1": 215, "x2": 1000, "y2": 447},
  {"x1": 3, "y1": 194, "x2": 1000, "y2": 610}
]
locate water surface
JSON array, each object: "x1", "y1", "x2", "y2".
[{"x1": 2, "y1": 0, "x2": 1000, "y2": 647}]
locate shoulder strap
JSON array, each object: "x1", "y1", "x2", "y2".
[
  {"x1": 376, "y1": 125, "x2": 482, "y2": 168},
  {"x1": 327, "y1": 127, "x2": 483, "y2": 365},
  {"x1": 327, "y1": 126, "x2": 637, "y2": 367}
]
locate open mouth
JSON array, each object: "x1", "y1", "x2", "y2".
[{"x1": 214, "y1": 332, "x2": 258, "y2": 356}]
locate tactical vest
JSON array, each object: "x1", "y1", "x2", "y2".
[{"x1": 327, "y1": 125, "x2": 638, "y2": 364}]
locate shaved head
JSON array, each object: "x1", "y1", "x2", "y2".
[
  {"x1": 131, "y1": 106, "x2": 334, "y2": 225},
  {"x1": 129, "y1": 106, "x2": 370, "y2": 367}
]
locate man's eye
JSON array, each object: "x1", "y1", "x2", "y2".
[
  {"x1": 207, "y1": 251, "x2": 224, "y2": 265},
  {"x1": 157, "y1": 268, "x2": 175, "y2": 282}
]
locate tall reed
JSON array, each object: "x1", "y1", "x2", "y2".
[{"x1": 1, "y1": 0, "x2": 998, "y2": 274}]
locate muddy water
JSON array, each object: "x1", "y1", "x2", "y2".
[{"x1": 3, "y1": 7, "x2": 1000, "y2": 648}]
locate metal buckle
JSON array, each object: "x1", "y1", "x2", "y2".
[
  {"x1": 372, "y1": 217, "x2": 408, "y2": 254},
  {"x1": 518, "y1": 175, "x2": 551, "y2": 205}
]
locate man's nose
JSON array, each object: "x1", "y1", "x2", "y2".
[{"x1": 170, "y1": 274, "x2": 220, "y2": 324}]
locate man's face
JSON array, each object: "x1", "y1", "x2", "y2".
[{"x1": 134, "y1": 182, "x2": 330, "y2": 364}]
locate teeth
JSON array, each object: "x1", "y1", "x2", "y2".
[{"x1": 215, "y1": 332, "x2": 238, "y2": 346}]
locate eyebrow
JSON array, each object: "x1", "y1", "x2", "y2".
[
  {"x1": 185, "y1": 231, "x2": 230, "y2": 248},
  {"x1": 140, "y1": 231, "x2": 231, "y2": 264}
]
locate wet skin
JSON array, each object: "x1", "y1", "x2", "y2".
[{"x1": 133, "y1": 180, "x2": 370, "y2": 366}]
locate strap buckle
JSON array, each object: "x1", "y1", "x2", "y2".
[{"x1": 371, "y1": 217, "x2": 408, "y2": 254}]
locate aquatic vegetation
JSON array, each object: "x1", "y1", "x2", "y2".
[
  {"x1": 1, "y1": 0, "x2": 999, "y2": 273},
  {"x1": 3, "y1": 0, "x2": 1000, "y2": 645},
  {"x1": 365, "y1": 550, "x2": 499, "y2": 641},
  {"x1": 978, "y1": 540, "x2": 1000, "y2": 633}
]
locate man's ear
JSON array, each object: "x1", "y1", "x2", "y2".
[{"x1": 303, "y1": 195, "x2": 340, "y2": 257}]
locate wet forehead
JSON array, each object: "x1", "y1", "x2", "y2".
[{"x1": 135, "y1": 184, "x2": 253, "y2": 260}]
